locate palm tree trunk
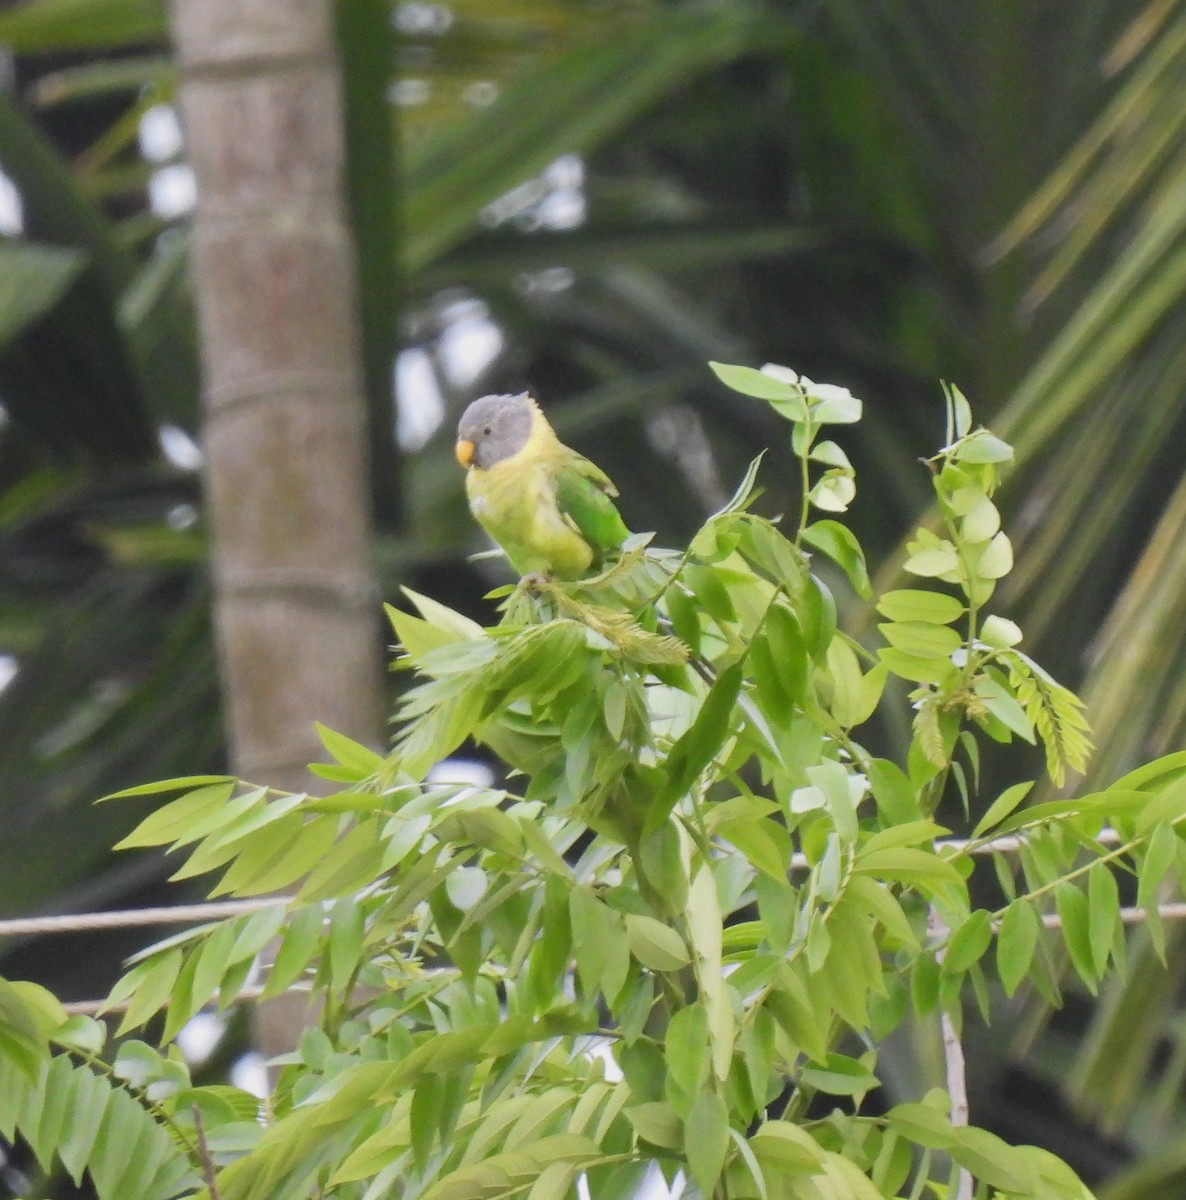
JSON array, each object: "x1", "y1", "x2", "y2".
[
  {"x1": 170, "y1": 0, "x2": 384, "y2": 787},
  {"x1": 170, "y1": 0, "x2": 385, "y2": 1055}
]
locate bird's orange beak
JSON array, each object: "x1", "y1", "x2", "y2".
[{"x1": 455, "y1": 439, "x2": 475, "y2": 468}]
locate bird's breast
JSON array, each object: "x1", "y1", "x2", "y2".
[{"x1": 464, "y1": 456, "x2": 592, "y2": 577}]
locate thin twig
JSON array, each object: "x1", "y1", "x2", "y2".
[
  {"x1": 51, "y1": 900, "x2": 1186, "y2": 1017},
  {"x1": 0, "y1": 826, "x2": 1130, "y2": 943},
  {"x1": 927, "y1": 907, "x2": 973, "y2": 1200},
  {"x1": 0, "y1": 896, "x2": 290, "y2": 938},
  {"x1": 191, "y1": 1104, "x2": 222, "y2": 1200}
]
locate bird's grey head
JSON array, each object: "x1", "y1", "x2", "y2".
[{"x1": 455, "y1": 393, "x2": 535, "y2": 470}]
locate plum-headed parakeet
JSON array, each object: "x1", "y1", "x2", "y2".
[{"x1": 455, "y1": 393, "x2": 630, "y2": 579}]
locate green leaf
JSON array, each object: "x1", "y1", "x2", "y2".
[
  {"x1": 710, "y1": 360, "x2": 803, "y2": 403},
  {"x1": 439, "y1": 224, "x2": 830, "y2": 287},
  {"x1": 879, "y1": 620, "x2": 962, "y2": 658},
  {"x1": 570, "y1": 887, "x2": 629, "y2": 1002},
  {"x1": 1087, "y1": 863, "x2": 1119, "y2": 977},
  {"x1": 749, "y1": 1121, "x2": 825, "y2": 1173},
  {"x1": 53, "y1": 1015, "x2": 106, "y2": 1055},
  {"x1": 638, "y1": 820, "x2": 686, "y2": 912},
  {"x1": 314, "y1": 723, "x2": 385, "y2": 776},
  {"x1": 845, "y1": 875, "x2": 919, "y2": 950},
  {"x1": 816, "y1": 832, "x2": 842, "y2": 903},
  {"x1": 823, "y1": 637, "x2": 871, "y2": 729},
  {"x1": 327, "y1": 897, "x2": 365, "y2": 994},
  {"x1": 1138, "y1": 821, "x2": 1177, "y2": 961},
  {"x1": 296, "y1": 818, "x2": 386, "y2": 903},
  {"x1": 1110, "y1": 751, "x2": 1186, "y2": 793},
  {"x1": 876, "y1": 589, "x2": 965, "y2": 625},
  {"x1": 28, "y1": 51, "x2": 169, "y2": 103},
  {"x1": 763, "y1": 602, "x2": 809, "y2": 705},
  {"x1": 955, "y1": 430, "x2": 1015, "y2": 464},
  {"x1": 948, "y1": 1126, "x2": 1034, "y2": 1192},
  {"x1": 867, "y1": 759, "x2": 923, "y2": 824},
  {"x1": 728, "y1": 1127, "x2": 769, "y2": 1200},
  {"x1": 164, "y1": 786, "x2": 267, "y2": 855},
  {"x1": 264, "y1": 902, "x2": 324, "y2": 998},
  {"x1": 0, "y1": 240, "x2": 87, "y2": 349},
  {"x1": 1055, "y1": 882, "x2": 1096, "y2": 987},
  {"x1": 111, "y1": 782, "x2": 239, "y2": 850},
  {"x1": 664, "y1": 1003, "x2": 710, "y2": 1101},
  {"x1": 803, "y1": 759, "x2": 861, "y2": 845},
  {"x1": 855, "y1": 847, "x2": 962, "y2": 888},
  {"x1": 800, "y1": 574, "x2": 838, "y2": 662},
  {"x1": 0, "y1": 982, "x2": 50, "y2": 1084},
  {"x1": 99, "y1": 775, "x2": 234, "y2": 802},
  {"x1": 527, "y1": 1161, "x2": 583, "y2": 1200},
  {"x1": 684, "y1": 563, "x2": 737, "y2": 624},
  {"x1": 800, "y1": 1052, "x2": 880, "y2": 1096},
  {"x1": 625, "y1": 914, "x2": 691, "y2": 972},
  {"x1": 717, "y1": 452, "x2": 767, "y2": 515},
  {"x1": 407, "y1": 1077, "x2": 440, "y2": 1171},
  {"x1": 979, "y1": 614, "x2": 1022, "y2": 652},
  {"x1": 685, "y1": 863, "x2": 730, "y2": 1082},
  {"x1": 973, "y1": 531, "x2": 1014, "y2": 580},
  {"x1": 218, "y1": 813, "x2": 339, "y2": 897},
  {"x1": 944, "y1": 382, "x2": 973, "y2": 442},
  {"x1": 4, "y1": 981, "x2": 65, "y2": 1036},
  {"x1": 860, "y1": 819, "x2": 947, "y2": 856},
  {"x1": 386, "y1": 604, "x2": 464, "y2": 662},
  {"x1": 603, "y1": 679, "x2": 628, "y2": 741},
  {"x1": 56, "y1": 1068, "x2": 108, "y2": 1184},
  {"x1": 942, "y1": 910, "x2": 993, "y2": 975},
  {"x1": 802, "y1": 520, "x2": 870, "y2": 597},
  {"x1": 646, "y1": 664, "x2": 742, "y2": 832},
  {"x1": 402, "y1": 588, "x2": 485, "y2": 641},
  {"x1": 808, "y1": 383, "x2": 862, "y2": 424},
  {"x1": 886, "y1": 1102, "x2": 955, "y2": 1149},
  {"x1": 1138, "y1": 820, "x2": 1178, "y2": 908},
  {"x1": 808, "y1": 473, "x2": 856, "y2": 513},
  {"x1": 665, "y1": 585, "x2": 702, "y2": 656},
  {"x1": 971, "y1": 780, "x2": 1034, "y2": 838},
  {"x1": 996, "y1": 901, "x2": 1040, "y2": 997},
  {"x1": 715, "y1": 817, "x2": 789, "y2": 882},
  {"x1": 903, "y1": 543, "x2": 960, "y2": 577},
  {"x1": 624, "y1": 1101, "x2": 681, "y2": 1150},
  {"x1": 111, "y1": 1040, "x2": 166, "y2": 1091},
  {"x1": 809, "y1": 439, "x2": 851, "y2": 469},
  {"x1": 974, "y1": 676, "x2": 1035, "y2": 742},
  {"x1": 446, "y1": 866, "x2": 489, "y2": 912},
  {"x1": 960, "y1": 495, "x2": 1001, "y2": 542},
  {"x1": 877, "y1": 647, "x2": 955, "y2": 685},
  {"x1": 111, "y1": 949, "x2": 182, "y2": 1034},
  {"x1": 684, "y1": 1092, "x2": 730, "y2": 1196}
]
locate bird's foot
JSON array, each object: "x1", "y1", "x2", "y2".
[{"x1": 518, "y1": 572, "x2": 551, "y2": 592}]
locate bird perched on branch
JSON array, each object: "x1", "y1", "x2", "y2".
[{"x1": 455, "y1": 392, "x2": 630, "y2": 580}]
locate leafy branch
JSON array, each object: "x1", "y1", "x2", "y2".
[{"x1": 2, "y1": 362, "x2": 1177, "y2": 1200}]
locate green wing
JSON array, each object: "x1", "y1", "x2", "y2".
[{"x1": 554, "y1": 450, "x2": 630, "y2": 554}]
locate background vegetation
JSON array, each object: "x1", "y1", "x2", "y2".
[{"x1": 2, "y1": 0, "x2": 1186, "y2": 1193}]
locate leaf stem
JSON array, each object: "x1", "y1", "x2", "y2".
[
  {"x1": 795, "y1": 417, "x2": 815, "y2": 547},
  {"x1": 192, "y1": 1104, "x2": 223, "y2": 1200}
]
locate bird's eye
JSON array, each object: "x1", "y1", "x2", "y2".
[{"x1": 483, "y1": 425, "x2": 492, "y2": 436}]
